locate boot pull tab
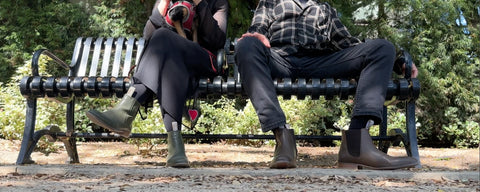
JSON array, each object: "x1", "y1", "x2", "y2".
[
  {"x1": 365, "y1": 120, "x2": 375, "y2": 130},
  {"x1": 172, "y1": 121, "x2": 178, "y2": 132}
]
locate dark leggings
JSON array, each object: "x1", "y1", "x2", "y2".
[{"x1": 133, "y1": 28, "x2": 217, "y2": 132}]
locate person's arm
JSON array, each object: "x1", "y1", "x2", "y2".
[
  {"x1": 328, "y1": 5, "x2": 362, "y2": 50},
  {"x1": 195, "y1": 0, "x2": 229, "y2": 52},
  {"x1": 143, "y1": 0, "x2": 169, "y2": 39},
  {"x1": 247, "y1": 0, "x2": 274, "y2": 35},
  {"x1": 239, "y1": 0, "x2": 274, "y2": 47}
]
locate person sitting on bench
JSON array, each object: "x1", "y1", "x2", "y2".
[
  {"x1": 235, "y1": 0, "x2": 418, "y2": 169},
  {"x1": 86, "y1": 0, "x2": 229, "y2": 168}
]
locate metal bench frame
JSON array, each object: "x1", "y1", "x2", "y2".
[{"x1": 16, "y1": 37, "x2": 421, "y2": 166}]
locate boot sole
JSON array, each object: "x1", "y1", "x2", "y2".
[
  {"x1": 86, "y1": 111, "x2": 131, "y2": 138},
  {"x1": 166, "y1": 158, "x2": 190, "y2": 168},
  {"x1": 166, "y1": 162, "x2": 190, "y2": 168},
  {"x1": 337, "y1": 162, "x2": 418, "y2": 170},
  {"x1": 270, "y1": 161, "x2": 297, "y2": 169}
]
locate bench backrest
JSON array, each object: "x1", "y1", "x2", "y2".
[{"x1": 69, "y1": 37, "x2": 145, "y2": 78}]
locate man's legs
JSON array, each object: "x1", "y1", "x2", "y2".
[
  {"x1": 235, "y1": 38, "x2": 289, "y2": 132},
  {"x1": 235, "y1": 36, "x2": 297, "y2": 168},
  {"x1": 287, "y1": 39, "x2": 418, "y2": 169},
  {"x1": 288, "y1": 39, "x2": 395, "y2": 123}
]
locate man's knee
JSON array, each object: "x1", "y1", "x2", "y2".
[
  {"x1": 236, "y1": 36, "x2": 261, "y2": 49},
  {"x1": 235, "y1": 37, "x2": 269, "y2": 69},
  {"x1": 236, "y1": 37, "x2": 265, "y2": 57},
  {"x1": 370, "y1": 39, "x2": 396, "y2": 58}
]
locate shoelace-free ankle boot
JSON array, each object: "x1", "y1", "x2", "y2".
[
  {"x1": 338, "y1": 128, "x2": 419, "y2": 170},
  {"x1": 270, "y1": 128, "x2": 297, "y2": 169},
  {"x1": 166, "y1": 130, "x2": 190, "y2": 168},
  {"x1": 86, "y1": 89, "x2": 140, "y2": 138}
]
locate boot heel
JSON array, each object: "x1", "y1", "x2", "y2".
[{"x1": 337, "y1": 162, "x2": 361, "y2": 169}]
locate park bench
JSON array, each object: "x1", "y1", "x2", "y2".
[{"x1": 16, "y1": 37, "x2": 421, "y2": 167}]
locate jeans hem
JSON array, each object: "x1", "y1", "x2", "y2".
[{"x1": 261, "y1": 120, "x2": 287, "y2": 132}]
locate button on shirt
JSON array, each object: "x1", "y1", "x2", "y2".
[{"x1": 248, "y1": 0, "x2": 362, "y2": 56}]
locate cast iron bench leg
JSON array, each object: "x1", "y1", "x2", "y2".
[
  {"x1": 42, "y1": 125, "x2": 80, "y2": 164},
  {"x1": 16, "y1": 99, "x2": 80, "y2": 164},
  {"x1": 60, "y1": 137, "x2": 80, "y2": 164},
  {"x1": 378, "y1": 106, "x2": 391, "y2": 153},
  {"x1": 63, "y1": 101, "x2": 80, "y2": 163},
  {"x1": 406, "y1": 100, "x2": 421, "y2": 168},
  {"x1": 16, "y1": 99, "x2": 37, "y2": 165}
]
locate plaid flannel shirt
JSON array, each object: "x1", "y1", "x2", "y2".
[{"x1": 248, "y1": 0, "x2": 362, "y2": 56}]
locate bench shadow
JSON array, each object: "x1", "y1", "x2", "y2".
[{"x1": 132, "y1": 151, "x2": 338, "y2": 168}]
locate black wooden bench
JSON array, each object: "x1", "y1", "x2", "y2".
[{"x1": 16, "y1": 37, "x2": 421, "y2": 167}]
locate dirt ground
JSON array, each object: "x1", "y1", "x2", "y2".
[{"x1": 0, "y1": 139, "x2": 478, "y2": 191}]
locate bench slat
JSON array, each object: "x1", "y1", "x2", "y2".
[
  {"x1": 69, "y1": 38, "x2": 84, "y2": 76},
  {"x1": 135, "y1": 38, "x2": 145, "y2": 66},
  {"x1": 77, "y1": 37, "x2": 93, "y2": 77},
  {"x1": 122, "y1": 38, "x2": 135, "y2": 77},
  {"x1": 101, "y1": 38, "x2": 115, "y2": 77},
  {"x1": 89, "y1": 37, "x2": 104, "y2": 77},
  {"x1": 111, "y1": 37, "x2": 125, "y2": 77}
]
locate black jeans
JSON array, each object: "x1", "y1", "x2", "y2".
[{"x1": 235, "y1": 37, "x2": 395, "y2": 132}]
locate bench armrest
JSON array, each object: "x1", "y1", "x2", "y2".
[
  {"x1": 214, "y1": 38, "x2": 233, "y2": 75},
  {"x1": 402, "y1": 50, "x2": 413, "y2": 79},
  {"x1": 31, "y1": 49, "x2": 69, "y2": 76},
  {"x1": 216, "y1": 48, "x2": 226, "y2": 74},
  {"x1": 394, "y1": 49, "x2": 414, "y2": 80}
]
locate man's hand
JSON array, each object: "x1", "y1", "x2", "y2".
[
  {"x1": 238, "y1": 32, "x2": 271, "y2": 48},
  {"x1": 403, "y1": 62, "x2": 418, "y2": 78}
]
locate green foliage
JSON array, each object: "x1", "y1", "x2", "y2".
[
  {"x1": 0, "y1": 82, "x2": 26, "y2": 140},
  {"x1": 0, "y1": 1, "x2": 91, "y2": 82},
  {"x1": 0, "y1": 55, "x2": 67, "y2": 141},
  {"x1": 226, "y1": 0, "x2": 257, "y2": 38},
  {"x1": 403, "y1": 0, "x2": 479, "y2": 147},
  {"x1": 331, "y1": 0, "x2": 480, "y2": 147},
  {"x1": 88, "y1": 0, "x2": 150, "y2": 37},
  {"x1": 187, "y1": 96, "x2": 350, "y2": 146}
]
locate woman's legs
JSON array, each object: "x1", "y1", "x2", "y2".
[
  {"x1": 86, "y1": 86, "x2": 141, "y2": 138},
  {"x1": 134, "y1": 28, "x2": 216, "y2": 132},
  {"x1": 134, "y1": 28, "x2": 216, "y2": 167},
  {"x1": 131, "y1": 83, "x2": 153, "y2": 105}
]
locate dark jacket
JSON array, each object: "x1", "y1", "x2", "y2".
[{"x1": 144, "y1": 0, "x2": 228, "y2": 53}]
